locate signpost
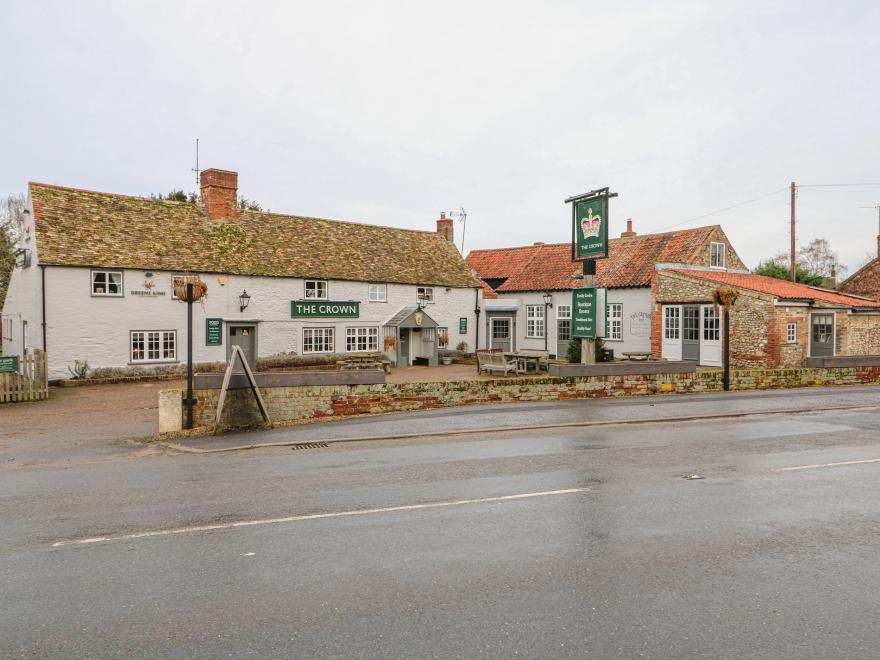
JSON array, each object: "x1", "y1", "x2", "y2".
[
  {"x1": 291, "y1": 301, "x2": 360, "y2": 318},
  {"x1": 0, "y1": 355, "x2": 19, "y2": 373},
  {"x1": 206, "y1": 318, "x2": 223, "y2": 346},
  {"x1": 566, "y1": 187, "x2": 617, "y2": 364}
]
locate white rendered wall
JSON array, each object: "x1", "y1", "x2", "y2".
[
  {"x1": 40, "y1": 268, "x2": 479, "y2": 379},
  {"x1": 1, "y1": 192, "x2": 41, "y2": 359}
]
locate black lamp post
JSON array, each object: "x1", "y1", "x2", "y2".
[
  {"x1": 542, "y1": 292, "x2": 553, "y2": 352},
  {"x1": 239, "y1": 290, "x2": 251, "y2": 313}
]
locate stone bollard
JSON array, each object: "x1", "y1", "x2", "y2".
[{"x1": 158, "y1": 389, "x2": 183, "y2": 435}]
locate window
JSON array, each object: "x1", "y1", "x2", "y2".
[
  {"x1": 710, "y1": 242, "x2": 726, "y2": 269},
  {"x1": 368, "y1": 283, "x2": 387, "y2": 302},
  {"x1": 346, "y1": 327, "x2": 378, "y2": 352},
  {"x1": 683, "y1": 306, "x2": 700, "y2": 341},
  {"x1": 437, "y1": 326, "x2": 449, "y2": 347},
  {"x1": 305, "y1": 280, "x2": 328, "y2": 300},
  {"x1": 492, "y1": 318, "x2": 511, "y2": 340},
  {"x1": 303, "y1": 327, "x2": 334, "y2": 353},
  {"x1": 417, "y1": 286, "x2": 434, "y2": 303},
  {"x1": 422, "y1": 327, "x2": 436, "y2": 341},
  {"x1": 2, "y1": 317, "x2": 12, "y2": 340},
  {"x1": 556, "y1": 305, "x2": 571, "y2": 320},
  {"x1": 664, "y1": 307, "x2": 680, "y2": 340},
  {"x1": 22, "y1": 320, "x2": 28, "y2": 354},
  {"x1": 787, "y1": 322, "x2": 797, "y2": 344},
  {"x1": 606, "y1": 303, "x2": 622, "y2": 341},
  {"x1": 130, "y1": 330, "x2": 176, "y2": 363},
  {"x1": 171, "y1": 275, "x2": 185, "y2": 300},
  {"x1": 703, "y1": 306, "x2": 720, "y2": 341},
  {"x1": 526, "y1": 305, "x2": 545, "y2": 338},
  {"x1": 92, "y1": 270, "x2": 123, "y2": 296}
]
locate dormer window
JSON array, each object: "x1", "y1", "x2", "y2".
[{"x1": 710, "y1": 242, "x2": 726, "y2": 269}]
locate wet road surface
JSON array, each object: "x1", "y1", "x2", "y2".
[{"x1": 2, "y1": 388, "x2": 879, "y2": 658}]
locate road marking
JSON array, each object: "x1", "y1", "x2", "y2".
[
  {"x1": 50, "y1": 488, "x2": 590, "y2": 548},
  {"x1": 775, "y1": 458, "x2": 880, "y2": 472}
]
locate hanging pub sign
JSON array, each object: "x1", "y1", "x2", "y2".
[
  {"x1": 572, "y1": 287, "x2": 607, "y2": 339},
  {"x1": 566, "y1": 187, "x2": 615, "y2": 261},
  {"x1": 290, "y1": 300, "x2": 360, "y2": 318}
]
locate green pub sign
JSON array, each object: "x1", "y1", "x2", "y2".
[
  {"x1": 572, "y1": 287, "x2": 607, "y2": 339},
  {"x1": 0, "y1": 355, "x2": 19, "y2": 373},
  {"x1": 291, "y1": 300, "x2": 360, "y2": 318},
  {"x1": 205, "y1": 318, "x2": 223, "y2": 346},
  {"x1": 573, "y1": 195, "x2": 609, "y2": 260}
]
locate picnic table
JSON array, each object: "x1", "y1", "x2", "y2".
[{"x1": 503, "y1": 351, "x2": 549, "y2": 374}]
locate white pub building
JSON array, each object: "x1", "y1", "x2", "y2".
[{"x1": 2, "y1": 169, "x2": 481, "y2": 380}]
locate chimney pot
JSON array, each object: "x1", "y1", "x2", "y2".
[
  {"x1": 200, "y1": 168, "x2": 238, "y2": 220},
  {"x1": 620, "y1": 218, "x2": 637, "y2": 238},
  {"x1": 437, "y1": 212, "x2": 454, "y2": 243}
]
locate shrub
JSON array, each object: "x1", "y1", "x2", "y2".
[{"x1": 67, "y1": 360, "x2": 91, "y2": 379}]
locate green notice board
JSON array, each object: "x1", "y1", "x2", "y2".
[
  {"x1": 291, "y1": 300, "x2": 360, "y2": 318},
  {"x1": 572, "y1": 287, "x2": 607, "y2": 338},
  {"x1": 0, "y1": 355, "x2": 19, "y2": 373},
  {"x1": 206, "y1": 318, "x2": 223, "y2": 346},
  {"x1": 459, "y1": 317, "x2": 467, "y2": 334}
]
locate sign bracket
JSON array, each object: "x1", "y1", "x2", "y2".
[{"x1": 212, "y1": 345, "x2": 271, "y2": 435}]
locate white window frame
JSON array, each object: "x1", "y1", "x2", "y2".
[
  {"x1": 787, "y1": 322, "x2": 797, "y2": 344},
  {"x1": 304, "y1": 280, "x2": 328, "y2": 300},
  {"x1": 170, "y1": 275, "x2": 186, "y2": 300},
  {"x1": 368, "y1": 283, "x2": 387, "y2": 303},
  {"x1": 417, "y1": 286, "x2": 434, "y2": 303},
  {"x1": 703, "y1": 306, "x2": 720, "y2": 341},
  {"x1": 303, "y1": 327, "x2": 334, "y2": 354},
  {"x1": 130, "y1": 330, "x2": 177, "y2": 363},
  {"x1": 664, "y1": 307, "x2": 680, "y2": 340},
  {"x1": 710, "y1": 242, "x2": 726, "y2": 269},
  {"x1": 2, "y1": 317, "x2": 12, "y2": 340},
  {"x1": 526, "y1": 305, "x2": 545, "y2": 339},
  {"x1": 92, "y1": 269, "x2": 123, "y2": 297},
  {"x1": 606, "y1": 303, "x2": 623, "y2": 341},
  {"x1": 345, "y1": 327, "x2": 379, "y2": 352},
  {"x1": 556, "y1": 304, "x2": 571, "y2": 320}
]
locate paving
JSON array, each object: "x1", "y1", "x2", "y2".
[
  {"x1": 170, "y1": 384, "x2": 880, "y2": 452},
  {"x1": 1, "y1": 389, "x2": 879, "y2": 657}
]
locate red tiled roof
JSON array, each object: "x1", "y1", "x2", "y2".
[
  {"x1": 479, "y1": 278, "x2": 498, "y2": 299},
  {"x1": 670, "y1": 270, "x2": 880, "y2": 307},
  {"x1": 466, "y1": 226, "x2": 722, "y2": 292}
]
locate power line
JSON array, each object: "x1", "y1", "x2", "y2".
[
  {"x1": 659, "y1": 187, "x2": 788, "y2": 231},
  {"x1": 798, "y1": 182, "x2": 880, "y2": 188}
]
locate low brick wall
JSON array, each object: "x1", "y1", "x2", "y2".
[{"x1": 159, "y1": 365, "x2": 880, "y2": 435}]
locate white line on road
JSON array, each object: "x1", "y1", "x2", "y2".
[
  {"x1": 50, "y1": 488, "x2": 590, "y2": 548},
  {"x1": 775, "y1": 458, "x2": 880, "y2": 472}
]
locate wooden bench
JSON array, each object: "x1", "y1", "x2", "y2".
[
  {"x1": 477, "y1": 352, "x2": 518, "y2": 376},
  {"x1": 337, "y1": 355, "x2": 392, "y2": 374},
  {"x1": 622, "y1": 351, "x2": 651, "y2": 362}
]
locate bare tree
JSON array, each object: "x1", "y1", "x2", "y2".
[
  {"x1": 0, "y1": 193, "x2": 28, "y2": 308},
  {"x1": 797, "y1": 238, "x2": 847, "y2": 280}
]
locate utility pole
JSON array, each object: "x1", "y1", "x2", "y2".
[{"x1": 790, "y1": 181, "x2": 797, "y2": 282}]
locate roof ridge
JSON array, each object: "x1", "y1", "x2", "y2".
[{"x1": 240, "y1": 208, "x2": 444, "y2": 236}]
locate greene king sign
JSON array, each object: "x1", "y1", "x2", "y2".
[{"x1": 291, "y1": 300, "x2": 360, "y2": 319}]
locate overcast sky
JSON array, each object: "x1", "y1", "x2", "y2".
[{"x1": 3, "y1": 1, "x2": 879, "y2": 273}]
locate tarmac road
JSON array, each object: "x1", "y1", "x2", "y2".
[{"x1": 2, "y1": 387, "x2": 880, "y2": 658}]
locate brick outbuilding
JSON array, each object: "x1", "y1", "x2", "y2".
[{"x1": 653, "y1": 270, "x2": 880, "y2": 368}]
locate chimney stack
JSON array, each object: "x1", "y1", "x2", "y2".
[
  {"x1": 200, "y1": 168, "x2": 238, "y2": 220},
  {"x1": 437, "y1": 212, "x2": 454, "y2": 242},
  {"x1": 620, "y1": 218, "x2": 636, "y2": 238}
]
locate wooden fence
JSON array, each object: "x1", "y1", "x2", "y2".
[{"x1": 0, "y1": 349, "x2": 49, "y2": 403}]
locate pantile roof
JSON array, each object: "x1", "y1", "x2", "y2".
[
  {"x1": 30, "y1": 182, "x2": 479, "y2": 288},
  {"x1": 466, "y1": 226, "x2": 726, "y2": 292},
  {"x1": 669, "y1": 269, "x2": 880, "y2": 307}
]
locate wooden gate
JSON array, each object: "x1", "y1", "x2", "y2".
[{"x1": 0, "y1": 350, "x2": 49, "y2": 403}]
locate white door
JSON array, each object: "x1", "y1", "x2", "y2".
[
  {"x1": 661, "y1": 306, "x2": 682, "y2": 361},
  {"x1": 490, "y1": 317, "x2": 512, "y2": 352},
  {"x1": 700, "y1": 305, "x2": 722, "y2": 367}
]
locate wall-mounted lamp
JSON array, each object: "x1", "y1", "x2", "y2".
[
  {"x1": 542, "y1": 292, "x2": 553, "y2": 307},
  {"x1": 239, "y1": 290, "x2": 251, "y2": 313}
]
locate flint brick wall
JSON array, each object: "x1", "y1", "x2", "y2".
[
  {"x1": 839, "y1": 257, "x2": 880, "y2": 299},
  {"x1": 166, "y1": 366, "x2": 880, "y2": 433}
]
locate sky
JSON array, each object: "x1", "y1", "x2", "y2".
[{"x1": 2, "y1": 1, "x2": 879, "y2": 275}]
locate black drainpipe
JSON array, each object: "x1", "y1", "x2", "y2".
[
  {"x1": 474, "y1": 287, "x2": 481, "y2": 352},
  {"x1": 40, "y1": 265, "x2": 47, "y2": 352}
]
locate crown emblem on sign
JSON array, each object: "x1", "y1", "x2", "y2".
[{"x1": 581, "y1": 208, "x2": 601, "y2": 239}]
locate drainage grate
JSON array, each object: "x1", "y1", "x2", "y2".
[{"x1": 291, "y1": 442, "x2": 330, "y2": 451}]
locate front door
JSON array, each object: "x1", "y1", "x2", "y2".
[
  {"x1": 661, "y1": 306, "x2": 682, "y2": 361},
  {"x1": 491, "y1": 317, "x2": 512, "y2": 352},
  {"x1": 682, "y1": 305, "x2": 700, "y2": 361},
  {"x1": 228, "y1": 325, "x2": 256, "y2": 373},
  {"x1": 556, "y1": 317, "x2": 571, "y2": 359},
  {"x1": 397, "y1": 329, "x2": 410, "y2": 368},
  {"x1": 810, "y1": 313, "x2": 835, "y2": 357},
  {"x1": 700, "y1": 305, "x2": 722, "y2": 367}
]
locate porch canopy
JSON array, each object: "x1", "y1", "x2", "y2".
[{"x1": 384, "y1": 306, "x2": 439, "y2": 367}]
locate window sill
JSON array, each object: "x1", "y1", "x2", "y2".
[
  {"x1": 128, "y1": 360, "x2": 179, "y2": 365},
  {"x1": 91, "y1": 293, "x2": 124, "y2": 298}
]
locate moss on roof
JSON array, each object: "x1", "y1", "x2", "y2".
[{"x1": 31, "y1": 183, "x2": 479, "y2": 288}]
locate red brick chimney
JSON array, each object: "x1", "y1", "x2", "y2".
[
  {"x1": 200, "y1": 168, "x2": 238, "y2": 220},
  {"x1": 437, "y1": 212, "x2": 454, "y2": 242},
  {"x1": 620, "y1": 218, "x2": 636, "y2": 238}
]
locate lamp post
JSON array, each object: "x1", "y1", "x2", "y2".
[{"x1": 542, "y1": 292, "x2": 553, "y2": 352}]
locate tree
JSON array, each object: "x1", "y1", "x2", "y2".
[
  {"x1": 754, "y1": 260, "x2": 824, "y2": 286},
  {"x1": 755, "y1": 237, "x2": 847, "y2": 287},
  {"x1": 0, "y1": 193, "x2": 27, "y2": 310},
  {"x1": 149, "y1": 190, "x2": 198, "y2": 203}
]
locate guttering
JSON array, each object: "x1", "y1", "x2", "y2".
[{"x1": 40, "y1": 265, "x2": 47, "y2": 352}]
